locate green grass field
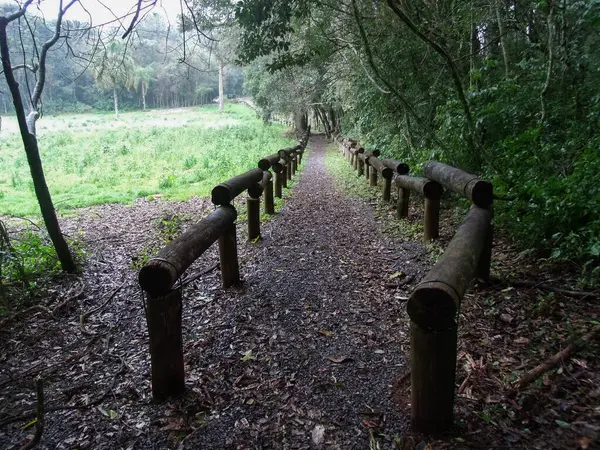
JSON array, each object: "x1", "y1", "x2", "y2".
[{"x1": 0, "y1": 104, "x2": 293, "y2": 216}]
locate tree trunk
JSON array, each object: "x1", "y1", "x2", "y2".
[
  {"x1": 495, "y1": 1, "x2": 510, "y2": 77},
  {"x1": 0, "y1": 20, "x2": 75, "y2": 273},
  {"x1": 141, "y1": 82, "x2": 147, "y2": 110},
  {"x1": 113, "y1": 86, "x2": 119, "y2": 119},
  {"x1": 293, "y1": 110, "x2": 308, "y2": 132},
  {"x1": 218, "y1": 59, "x2": 224, "y2": 112}
]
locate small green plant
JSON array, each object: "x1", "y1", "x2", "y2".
[
  {"x1": 183, "y1": 155, "x2": 198, "y2": 169},
  {"x1": 157, "y1": 214, "x2": 186, "y2": 242},
  {"x1": 158, "y1": 174, "x2": 178, "y2": 189}
]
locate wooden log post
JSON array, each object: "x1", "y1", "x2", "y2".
[
  {"x1": 351, "y1": 146, "x2": 364, "y2": 171},
  {"x1": 395, "y1": 176, "x2": 443, "y2": 240},
  {"x1": 258, "y1": 154, "x2": 283, "y2": 172},
  {"x1": 382, "y1": 159, "x2": 410, "y2": 175},
  {"x1": 146, "y1": 288, "x2": 184, "y2": 401},
  {"x1": 211, "y1": 169, "x2": 264, "y2": 205},
  {"x1": 397, "y1": 187, "x2": 410, "y2": 218},
  {"x1": 407, "y1": 206, "x2": 493, "y2": 433},
  {"x1": 362, "y1": 150, "x2": 380, "y2": 182},
  {"x1": 476, "y1": 223, "x2": 493, "y2": 282},
  {"x1": 247, "y1": 197, "x2": 260, "y2": 240},
  {"x1": 383, "y1": 177, "x2": 392, "y2": 202},
  {"x1": 369, "y1": 165, "x2": 378, "y2": 186},
  {"x1": 247, "y1": 181, "x2": 263, "y2": 240},
  {"x1": 424, "y1": 161, "x2": 493, "y2": 207},
  {"x1": 358, "y1": 157, "x2": 364, "y2": 177},
  {"x1": 369, "y1": 157, "x2": 394, "y2": 200},
  {"x1": 424, "y1": 196, "x2": 441, "y2": 240},
  {"x1": 279, "y1": 149, "x2": 293, "y2": 181},
  {"x1": 218, "y1": 223, "x2": 240, "y2": 288},
  {"x1": 261, "y1": 171, "x2": 275, "y2": 215},
  {"x1": 274, "y1": 172, "x2": 282, "y2": 198},
  {"x1": 291, "y1": 151, "x2": 297, "y2": 176},
  {"x1": 139, "y1": 205, "x2": 238, "y2": 296},
  {"x1": 281, "y1": 158, "x2": 288, "y2": 189}
]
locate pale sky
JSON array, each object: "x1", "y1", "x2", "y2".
[{"x1": 0, "y1": 0, "x2": 180, "y2": 25}]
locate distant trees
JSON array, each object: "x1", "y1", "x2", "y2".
[
  {"x1": 93, "y1": 41, "x2": 135, "y2": 118},
  {"x1": 134, "y1": 65, "x2": 155, "y2": 110}
]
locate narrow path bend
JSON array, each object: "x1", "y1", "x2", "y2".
[{"x1": 188, "y1": 135, "x2": 430, "y2": 448}]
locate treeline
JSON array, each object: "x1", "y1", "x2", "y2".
[
  {"x1": 0, "y1": 7, "x2": 243, "y2": 115},
  {"x1": 238, "y1": 0, "x2": 600, "y2": 279}
]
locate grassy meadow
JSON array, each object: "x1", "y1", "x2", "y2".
[{"x1": 0, "y1": 104, "x2": 293, "y2": 216}]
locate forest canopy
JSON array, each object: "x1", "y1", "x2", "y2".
[{"x1": 238, "y1": 0, "x2": 600, "y2": 280}]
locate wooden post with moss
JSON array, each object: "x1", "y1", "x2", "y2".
[
  {"x1": 408, "y1": 206, "x2": 492, "y2": 433},
  {"x1": 146, "y1": 288, "x2": 184, "y2": 401}
]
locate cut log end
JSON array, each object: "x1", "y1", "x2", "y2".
[
  {"x1": 247, "y1": 182, "x2": 263, "y2": 199},
  {"x1": 139, "y1": 262, "x2": 176, "y2": 298},
  {"x1": 211, "y1": 185, "x2": 231, "y2": 206},
  {"x1": 407, "y1": 283, "x2": 459, "y2": 330},
  {"x1": 381, "y1": 167, "x2": 394, "y2": 180},
  {"x1": 470, "y1": 180, "x2": 494, "y2": 208},
  {"x1": 423, "y1": 181, "x2": 443, "y2": 199},
  {"x1": 257, "y1": 159, "x2": 271, "y2": 171},
  {"x1": 397, "y1": 163, "x2": 409, "y2": 175}
]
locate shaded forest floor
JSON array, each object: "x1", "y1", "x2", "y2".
[{"x1": 0, "y1": 135, "x2": 599, "y2": 449}]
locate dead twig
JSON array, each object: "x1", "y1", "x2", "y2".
[
  {"x1": 179, "y1": 262, "x2": 219, "y2": 287},
  {"x1": 0, "y1": 282, "x2": 84, "y2": 329},
  {"x1": 0, "y1": 356, "x2": 126, "y2": 429},
  {"x1": 19, "y1": 377, "x2": 44, "y2": 450},
  {"x1": 490, "y1": 276, "x2": 600, "y2": 300},
  {"x1": 79, "y1": 282, "x2": 125, "y2": 335},
  {"x1": 515, "y1": 327, "x2": 600, "y2": 390}
]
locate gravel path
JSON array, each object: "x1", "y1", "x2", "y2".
[
  {"x1": 0, "y1": 135, "x2": 432, "y2": 449},
  {"x1": 182, "y1": 135, "x2": 429, "y2": 448}
]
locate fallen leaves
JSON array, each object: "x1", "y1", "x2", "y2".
[
  {"x1": 327, "y1": 355, "x2": 353, "y2": 364},
  {"x1": 318, "y1": 329, "x2": 333, "y2": 337}
]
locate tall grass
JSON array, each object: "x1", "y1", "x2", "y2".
[{"x1": 0, "y1": 104, "x2": 293, "y2": 216}]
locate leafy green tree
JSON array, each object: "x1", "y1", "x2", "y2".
[
  {"x1": 92, "y1": 41, "x2": 135, "y2": 118},
  {"x1": 134, "y1": 64, "x2": 155, "y2": 110}
]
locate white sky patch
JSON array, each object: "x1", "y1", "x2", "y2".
[{"x1": 0, "y1": 0, "x2": 180, "y2": 25}]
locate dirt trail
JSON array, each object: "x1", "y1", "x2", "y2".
[
  {"x1": 0, "y1": 135, "x2": 432, "y2": 449},
  {"x1": 181, "y1": 135, "x2": 429, "y2": 448}
]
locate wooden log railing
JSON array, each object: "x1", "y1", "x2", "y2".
[
  {"x1": 394, "y1": 176, "x2": 443, "y2": 240},
  {"x1": 336, "y1": 135, "x2": 495, "y2": 434},
  {"x1": 408, "y1": 206, "x2": 493, "y2": 433},
  {"x1": 139, "y1": 205, "x2": 238, "y2": 400},
  {"x1": 424, "y1": 161, "x2": 493, "y2": 208},
  {"x1": 141, "y1": 128, "x2": 310, "y2": 401}
]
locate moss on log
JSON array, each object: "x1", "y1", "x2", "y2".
[{"x1": 424, "y1": 161, "x2": 492, "y2": 207}]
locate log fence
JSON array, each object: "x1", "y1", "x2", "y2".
[
  {"x1": 336, "y1": 136, "x2": 493, "y2": 433},
  {"x1": 139, "y1": 129, "x2": 310, "y2": 401}
]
